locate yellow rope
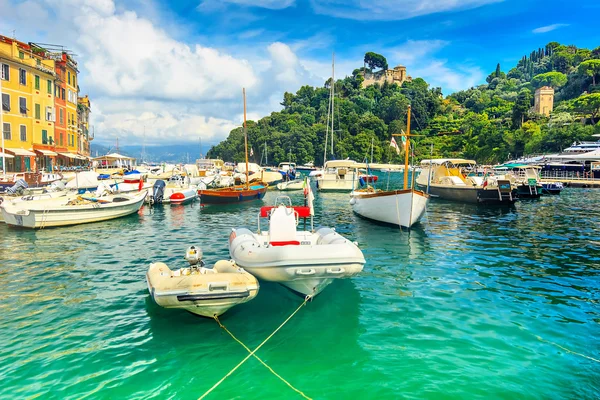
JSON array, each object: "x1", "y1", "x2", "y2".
[
  {"x1": 213, "y1": 315, "x2": 312, "y2": 400},
  {"x1": 535, "y1": 335, "x2": 600, "y2": 363},
  {"x1": 199, "y1": 295, "x2": 312, "y2": 400}
]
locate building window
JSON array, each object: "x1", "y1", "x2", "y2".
[
  {"x1": 19, "y1": 97, "x2": 27, "y2": 114},
  {"x1": 68, "y1": 71, "x2": 71, "y2": 85},
  {"x1": 73, "y1": 76, "x2": 76, "y2": 87},
  {"x1": 1, "y1": 93, "x2": 9, "y2": 111},
  {"x1": 35, "y1": 103, "x2": 41, "y2": 120},
  {"x1": 19, "y1": 51, "x2": 24, "y2": 59},
  {"x1": 59, "y1": 132, "x2": 63, "y2": 146},
  {"x1": 62, "y1": 88, "x2": 65, "y2": 100},
  {"x1": 35, "y1": 75, "x2": 40, "y2": 90},
  {"x1": 46, "y1": 106, "x2": 53, "y2": 121},
  {"x1": 3, "y1": 123, "x2": 10, "y2": 140},
  {"x1": 42, "y1": 129, "x2": 48, "y2": 144},
  {"x1": 36, "y1": 58, "x2": 41, "y2": 66},
  {"x1": 20, "y1": 125, "x2": 26, "y2": 142},
  {"x1": 47, "y1": 79, "x2": 52, "y2": 94},
  {"x1": 19, "y1": 68, "x2": 26, "y2": 85},
  {"x1": 59, "y1": 108, "x2": 63, "y2": 124},
  {"x1": 1, "y1": 64, "x2": 8, "y2": 81}
]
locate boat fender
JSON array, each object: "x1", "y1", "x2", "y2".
[{"x1": 349, "y1": 197, "x2": 356, "y2": 205}]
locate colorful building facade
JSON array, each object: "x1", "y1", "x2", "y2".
[{"x1": 0, "y1": 34, "x2": 91, "y2": 174}]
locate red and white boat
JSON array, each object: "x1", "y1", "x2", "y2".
[{"x1": 228, "y1": 191, "x2": 365, "y2": 296}]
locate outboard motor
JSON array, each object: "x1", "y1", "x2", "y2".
[
  {"x1": 6, "y1": 179, "x2": 28, "y2": 195},
  {"x1": 184, "y1": 246, "x2": 204, "y2": 269},
  {"x1": 151, "y1": 180, "x2": 166, "y2": 205}
]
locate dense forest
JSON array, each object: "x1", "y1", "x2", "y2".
[{"x1": 207, "y1": 42, "x2": 600, "y2": 165}]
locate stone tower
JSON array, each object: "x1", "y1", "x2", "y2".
[{"x1": 534, "y1": 86, "x2": 554, "y2": 116}]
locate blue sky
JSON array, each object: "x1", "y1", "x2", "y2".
[{"x1": 0, "y1": 0, "x2": 598, "y2": 147}]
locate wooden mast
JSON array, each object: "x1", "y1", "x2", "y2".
[
  {"x1": 243, "y1": 88, "x2": 249, "y2": 190},
  {"x1": 404, "y1": 105, "x2": 411, "y2": 190}
]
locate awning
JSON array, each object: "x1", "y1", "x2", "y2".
[
  {"x1": 5, "y1": 148, "x2": 36, "y2": 156},
  {"x1": 59, "y1": 152, "x2": 80, "y2": 159},
  {"x1": 0, "y1": 151, "x2": 15, "y2": 159},
  {"x1": 35, "y1": 149, "x2": 58, "y2": 156}
]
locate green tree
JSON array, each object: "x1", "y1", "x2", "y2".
[
  {"x1": 572, "y1": 93, "x2": 600, "y2": 123},
  {"x1": 578, "y1": 59, "x2": 600, "y2": 86},
  {"x1": 512, "y1": 88, "x2": 532, "y2": 127},
  {"x1": 531, "y1": 72, "x2": 568, "y2": 89},
  {"x1": 364, "y1": 52, "x2": 388, "y2": 71}
]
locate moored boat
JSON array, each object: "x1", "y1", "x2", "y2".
[
  {"x1": 276, "y1": 178, "x2": 306, "y2": 191},
  {"x1": 541, "y1": 181, "x2": 564, "y2": 195},
  {"x1": 1, "y1": 191, "x2": 146, "y2": 228},
  {"x1": 350, "y1": 106, "x2": 430, "y2": 228},
  {"x1": 415, "y1": 159, "x2": 516, "y2": 205},
  {"x1": 229, "y1": 195, "x2": 365, "y2": 296},
  {"x1": 147, "y1": 246, "x2": 259, "y2": 317}
]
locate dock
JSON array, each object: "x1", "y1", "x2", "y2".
[{"x1": 541, "y1": 178, "x2": 600, "y2": 188}]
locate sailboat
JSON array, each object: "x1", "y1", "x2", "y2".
[
  {"x1": 197, "y1": 89, "x2": 268, "y2": 204},
  {"x1": 315, "y1": 53, "x2": 359, "y2": 192},
  {"x1": 350, "y1": 106, "x2": 429, "y2": 228}
]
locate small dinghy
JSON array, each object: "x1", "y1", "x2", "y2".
[
  {"x1": 229, "y1": 195, "x2": 365, "y2": 296},
  {"x1": 146, "y1": 246, "x2": 259, "y2": 317},
  {"x1": 276, "y1": 178, "x2": 306, "y2": 191}
]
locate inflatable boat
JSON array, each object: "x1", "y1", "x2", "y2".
[
  {"x1": 229, "y1": 196, "x2": 365, "y2": 296},
  {"x1": 147, "y1": 246, "x2": 259, "y2": 317}
]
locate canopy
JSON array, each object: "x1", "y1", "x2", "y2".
[
  {"x1": 420, "y1": 158, "x2": 476, "y2": 165},
  {"x1": 5, "y1": 148, "x2": 36, "y2": 156},
  {"x1": 0, "y1": 151, "x2": 15, "y2": 159},
  {"x1": 93, "y1": 153, "x2": 135, "y2": 160},
  {"x1": 35, "y1": 149, "x2": 58, "y2": 156},
  {"x1": 324, "y1": 160, "x2": 358, "y2": 168},
  {"x1": 495, "y1": 163, "x2": 540, "y2": 169}
]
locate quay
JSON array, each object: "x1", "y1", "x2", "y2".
[{"x1": 540, "y1": 178, "x2": 600, "y2": 188}]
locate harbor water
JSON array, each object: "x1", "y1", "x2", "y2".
[{"x1": 1, "y1": 180, "x2": 599, "y2": 399}]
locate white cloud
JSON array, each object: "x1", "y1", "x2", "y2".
[
  {"x1": 310, "y1": 0, "x2": 502, "y2": 21},
  {"x1": 201, "y1": 0, "x2": 295, "y2": 10},
  {"x1": 532, "y1": 23, "x2": 569, "y2": 34},
  {"x1": 387, "y1": 39, "x2": 484, "y2": 92}
]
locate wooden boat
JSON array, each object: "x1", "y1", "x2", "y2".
[
  {"x1": 1, "y1": 191, "x2": 146, "y2": 228},
  {"x1": 147, "y1": 246, "x2": 259, "y2": 317},
  {"x1": 350, "y1": 106, "x2": 429, "y2": 228},
  {"x1": 415, "y1": 159, "x2": 516, "y2": 205},
  {"x1": 229, "y1": 195, "x2": 365, "y2": 296},
  {"x1": 198, "y1": 89, "x2": 268, "y2": 205}
]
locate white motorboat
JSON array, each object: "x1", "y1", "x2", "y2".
[
  {"x1": 276, "y1": 178, "x2": 306, "y2": 191},
  {"x1": 0, "y1": 183, "x2": 72, "y2": 222},
  {"x1": 1, "y1": 191, "x2": 146, "y2": 229},
  {"x1": 350, "y1": 106, "x2": 430, "y2": 228},
  {"x1": 315, "y1": 160, "x2": 360, "y2": 192},
  {"x1": 147, "y1": 246, "x2": 259, "y2": 318},
  {"x1": 229, "y1": 196, "x2": 365, "y2": 296},
  {"x1": 147, "y1": 176, "x2": 197, "y2": 205}
]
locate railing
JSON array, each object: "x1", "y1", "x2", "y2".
[{"x1": 540, "y1": 170, "x2": 600, "y2": 181}]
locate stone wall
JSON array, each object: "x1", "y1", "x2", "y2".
[{"x1": 362, "y1": 65, "x2": 411, "y2": 88}]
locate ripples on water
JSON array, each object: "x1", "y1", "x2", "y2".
[{"x1": 0, "y1": 185, "x2": 598, "y2": 399}]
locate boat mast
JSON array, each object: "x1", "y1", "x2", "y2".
[
  {"x1": 1, "y1": 75, "x2": 5, "y2": 177},
  {"x1": 330, "y1": 52, "x2": 335, "y2": 156},
  {"x1": 404, "y1": 105, "x2": 411, "y2": 190},
  {"x1": 243, "y1": 88, "x2": 249, "y2": 190},
  {"x1": 323, "y1": 53, "x2": 333, "y2": 168},
  {"x1": 370, "y1": 137, "x2": 374, "y2": 163}
]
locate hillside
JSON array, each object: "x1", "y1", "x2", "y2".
[{"x1": 208, "y1": 42, "x2": 600, "y2": 165}]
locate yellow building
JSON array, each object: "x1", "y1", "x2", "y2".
[
  {"x1": 65, "y1": 56, "x2": 78, "y2": 154},
  {"x1": 534, "y1": 86, "x2": 554, "y2": 116},
  {"x1": 77, "y1": 95, "x2": 92, "y2": 156}
]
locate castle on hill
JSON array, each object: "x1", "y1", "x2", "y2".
[{"x1": 361, "y1": 65, "x2": 412, "y2": 88}]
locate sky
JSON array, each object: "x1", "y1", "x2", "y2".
[{"x1": 0, "y1": 0, "x2": 598, "y2": 149}]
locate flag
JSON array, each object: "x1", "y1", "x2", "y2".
[
  {"x1": 250, "y1": 147, "x2": 254, "y2": 157},
  {"x1": 303, "y1": 177, "x2": 315, "y2": 216},
  {"x1": 390, "y1": 137, "x2": 400, "y2": 155},
  {"x1": 400, "y1": 129, "x2": 407, "y2": 146}
]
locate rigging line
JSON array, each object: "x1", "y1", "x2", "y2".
[
  {"x1": 213, "y1": 315, "x2": 312, "y2": 400},
  {"x1": 199, "y1": 295, "x2": 313, "y2": 400}
]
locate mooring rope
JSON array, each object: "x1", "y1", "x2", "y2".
[
  {"x1": 199, "y1": 295, "x2": 313, "y2": 400},
  {"x1": 535, "y1": 334, "x2": 600, "y2": 363}
]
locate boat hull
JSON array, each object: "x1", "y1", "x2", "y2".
[
  {"x1": 315, "y1": 175, "x2": 358, "y2": 192},
  {"x1": 516, "y1": 184, "x2": 542, "y2": 199},
  {"x1": 416, "y1": 183, "x2": 517, "y2": 205},
  {"x1": 146, "y1": 261, "x2": 259, "y2": 317},
  {"x1": 351, "y1": 189, "x2": 429, "y2": 228},
  {"x1": 199, "y1": 184, "x2": 268, "y2": 204},
  {"x1": 276, "y1": 180, "x2": 305, "y2": 191},
  {"x1": 229, "y1": 227, "x2": 365, "y2": 296},
  {"x1": 1, "y1": 192, "x2": 146, "y2": 228}
]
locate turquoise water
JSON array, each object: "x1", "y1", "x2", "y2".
[{"x1": 1, "y1": 180, "x2": 599, "y2": 399}]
